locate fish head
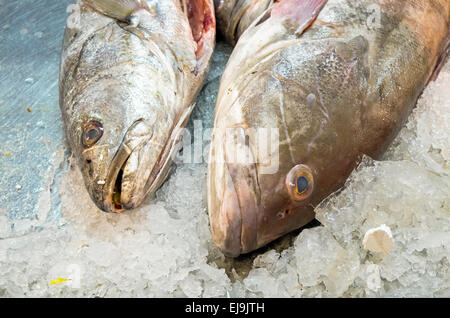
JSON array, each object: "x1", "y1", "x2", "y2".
[
  {"x1": 70, "y1": 83, "x2": 159, "y2": 213},
  {"x1": 63, "y1": 0, "x2": 216, "y2": 213},
  {"x1": 208, "y1": 61, "x2": 364, "y2": 257},
  {"x1": 208, "y1": 121, "x2": 321, "y2": 257}
]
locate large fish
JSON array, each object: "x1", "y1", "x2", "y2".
[
  {"x1": 208, "y1": 0, "x2": 449, "y2": 257},
  {"x1": 59, "y1": 0, "x2": 215, "y2": 212}
]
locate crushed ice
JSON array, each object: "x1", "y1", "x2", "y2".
[{"x1": 0, "y1": 45, "x2": 449, "y2": 297}]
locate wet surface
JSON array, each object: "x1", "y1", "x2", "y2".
[{"x1": 0, "y1": 0, "x2": 73, "y2": 223}]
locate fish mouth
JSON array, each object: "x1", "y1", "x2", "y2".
[
  {"x1": 208, "y1": 127, "x2": 260, "y2": 257},
  {"x1": 102, "y1": 119, "x2": 153, "y2": 213},
  {"x1": 106, "y1": 153, "x2": 130, "y2": 213}
]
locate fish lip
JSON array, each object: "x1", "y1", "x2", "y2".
[
  {"x1": 209, "y1": 128, "x2": 260, "y2": 257},
  {"x1": 226, "y1": 160, "x2": 260, "y2": 256},
  {"x1": 218, "y1": 161, "x2": 244, "y2": 258},
  {"x1": 102, "y1": 143, "x2": 132, "y2": 213},
  {"x1": 103, "y1": 101, "x2": 193, "y2": 213},
  {"x1": 212, "y1": 161, "x2": 260, "y2": 258},
  {"x1": 102, "y1": 119, "x2": 151, "y2": 213}
]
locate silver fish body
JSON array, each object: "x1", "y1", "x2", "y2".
[
  {"x1": 208, "y1": 0, "x2": 450, "y2": 256},
  {"x1": 60, "y1": 0, "x2": 215, "y2": 212}
]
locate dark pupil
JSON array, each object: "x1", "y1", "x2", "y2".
[
  {"x1": 87, "y1": 128, "x2": 99, "y2": 141},
  {"x1": 297, "y1": 176, "x2": 309, "y2": 193}
]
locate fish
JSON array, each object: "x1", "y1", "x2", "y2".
[
  {"x1": 208, "y1": 0, "x2": 450, "y2": 257},
  {"x1": 59, "y1": 0, "x2": 216, "y2": 213}
]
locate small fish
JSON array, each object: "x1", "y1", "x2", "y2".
[
  {"x1": 208, "y1": 0, "x2": 449, "y2": 256},
  {"x1": 60, "y1": 0, "x2": 216, "y2": 212}
]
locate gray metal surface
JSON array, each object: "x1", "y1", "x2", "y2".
[{"x1": 0, "y1": 0, "x2": 73, "y2": 223}]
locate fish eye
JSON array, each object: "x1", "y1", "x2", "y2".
[
  {"x1": 296, "y1": 176, "x2": 309, "y2": 194},
  {"x1": 82, "y1": 120, "x2": 103, "y2": 147},
  {"x1": 286, "y1": 164, "x2": 314, "y2": 201}
]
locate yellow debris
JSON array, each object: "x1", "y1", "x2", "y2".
[{"x1": 50, "y1": 278, "x2": 71, "y2": 285}]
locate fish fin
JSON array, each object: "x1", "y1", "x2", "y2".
[
  {"x1": 83, "y1": 0, "x2": 149, "y2": 21},
  {"x1": 271, "y1": 0, "x2": 328, "y2": 36},
  {"x1": 428, "y1": 38, "x2": 449, "y2": 83}
]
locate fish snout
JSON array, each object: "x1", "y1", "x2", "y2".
[
  {"x1": 208, "y1": 127, "x2": 260, "y2": 257},
  {"x1": 115, "y1": 143, "x2": 154, "y2": 211},
  {"x1": 103, "y1": 119, "x2": 155, "y2": 213}
]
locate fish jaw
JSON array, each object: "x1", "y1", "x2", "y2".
[
  {"x1": 102, "y1": 101, "x2": 196, "y2": 213},
  {"x1": 208, "y1": 126, "x2": 261, "y2": 257},
  {"x1": 97, "y1": 119, "x2": 155, "y2": 213},
  {"x1": 208, "y1": 158, "x2": 243, "y2": 257}
]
